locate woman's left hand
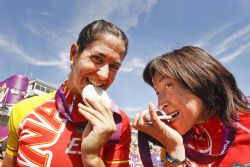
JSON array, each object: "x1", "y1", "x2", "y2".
[{"x1": 132, "y1": 103, "x2": 185, "y2": 158}]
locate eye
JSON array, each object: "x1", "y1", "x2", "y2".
[
  {"x1": 109, "y1": 64, "x2": 120, "y2": 72},
  {"x1": 166, "y1": 83, "x2": 172, "y2": 87},
  {"x1": 91, "y1": 55, "x2": 103, "y2": 64},
  {"x1": 165, "y1": 80, "x2": 174, "y2": 88}
]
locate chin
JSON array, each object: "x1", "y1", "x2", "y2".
[
  {"x1": 180, "y1": 127, "x2": 192, "y2": 136},
  {"x1": 171, "y1": 124, "x2": 188, "y2": 136}
]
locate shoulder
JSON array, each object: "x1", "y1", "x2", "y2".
[
  {"x1": 6, "y1": 92, "x2": 56, "y2": 156},
  {"x1": 11, "y1": 92, "x2": 55, "y2": 114},
  {"x1": 218, "y1": 111, "x2": 250, "y2": 165},
  {"x1": 9, "y1": 92, "x2": 56, "y2": 129},
  {"x1": 236, "y1": 110, "x2": 250, "y2": 133},
  {"x1": 14, "y1": 92, "x2": 55, "y2": 110}
]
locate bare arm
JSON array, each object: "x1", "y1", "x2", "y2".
[
  {"x1": 133, "y1": 103, "x2": 186, "y2": 167},
  {"x1": 78, "y1": 99, "x2": 115, "y2": 167},
  {"x1": 2, "y1": 154, "x2": 17, "y2": 167}
]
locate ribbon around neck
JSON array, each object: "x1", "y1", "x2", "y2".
[
  {"x1": 55, "y1": 84, "x2": 122, "y2": 143},
  {"x1": 138, "y1": 121, "x2": 236, "y2": 166}
]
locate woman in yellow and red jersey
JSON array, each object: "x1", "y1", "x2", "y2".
[{"x1": 3, "y1": 19, "x2": 131, "y2": 167}]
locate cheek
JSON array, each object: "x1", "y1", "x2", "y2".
[
  {"x1": 75, "y1": 61, "x2": 96, "y2": 75},
  {"x1": 71, "y1": 64, "x2": 88, "y2": 85},
  {"x1": 184, "y1": 99, "x2": 204, "y2": 122},
  {"x1": 104, "y1": 73, "x2": 117, "y2": 89},
  {"x1": 72, "y1": 66, "x2": 84, "y2": 81},
  {"x1": 186, "y1": 100, "x2": 200, "y2": 113},
  {"x1": 175, "y1": 109, "x2": 197, "y2": 135}
]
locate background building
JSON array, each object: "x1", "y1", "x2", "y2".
[
  {"x1": 0, "y1": 74, "x2": 56, "y2": 154},
  {"x1": 25, "y1": 79, "x2": 56, "y2": 98}
]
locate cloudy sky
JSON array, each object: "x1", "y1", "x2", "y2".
[{"x1": 1, "y1": 0, "x2": 250, "y2": 117}]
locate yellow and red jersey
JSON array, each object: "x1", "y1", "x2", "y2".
[{"x1": 6, "y1": 90, "x2": 131, "y2": 167}]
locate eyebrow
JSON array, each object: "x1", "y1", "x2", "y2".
[
  {"x1": 159, "y1": 75, "x2": 165, "y2": 82},
  {"x1": 152, "y1": 75, "x2": 165, "y2": 92},
  {"x1": 113, "y1": 61, "x2": 122, "y2": 66}
]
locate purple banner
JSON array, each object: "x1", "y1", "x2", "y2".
[
  {"x1": 0, "y1": 75, "x2": 29, "y2": 106},
  {"x1": 0, "y1": 125, "x2": 8, "y2": 142}
]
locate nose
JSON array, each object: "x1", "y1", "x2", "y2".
[
  {"x1": 157, "y1": 92, "x2": 168, "y2": 110},
  {"x1": 97, "y1": 64, "x2": 109, "y2": 80}
]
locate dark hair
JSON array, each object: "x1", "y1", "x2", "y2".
[
  {"x1": 76, "y1": 19, "x2": 128, "y2": 57},
  {"x1": 143, "y1": 46, "x2": 250, "y2": 126}
]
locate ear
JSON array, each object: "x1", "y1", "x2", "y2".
[{"x1": 70, "y1": 43, "x2": 78, "y2": 64}]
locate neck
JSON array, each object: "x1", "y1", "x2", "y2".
[
  {"x1": 196, "y1": 110, "x2": 216, "y2": 125},
  {"x1": 58, "y1": 82, "x2": 86, "y2": 122},
  {"x1": 66, "y1": 78, "x2": 79, "y2": 95}
]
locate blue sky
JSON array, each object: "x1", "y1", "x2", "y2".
[{"x1": 1, "y1": 0, "x2": 250, "y2": 117}]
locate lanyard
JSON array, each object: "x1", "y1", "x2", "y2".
[
  {"x1": 55, "y1": 84, "x2": 76, "y2": 122},
  {"x1": 138, "y1": 121, "x2": 237, "y2": 166},
  {"x1": 183, "y1": 124, "x2": 236, "y2": 164},
  {"x1": 55, "y1": 84, "x2": 122, "y2": 143}
]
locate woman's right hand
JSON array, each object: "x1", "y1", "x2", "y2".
[{"x1": 132, "y1": 103, "x2": 185, "y2": 161}]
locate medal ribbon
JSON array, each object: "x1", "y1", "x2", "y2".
[
  {"x1": 55, "y1": 84, "x2": 76, "y2": 122},
  {"x1": 55, "y1": 84, "x2": 122, "y2": 143},
  {"x1": 138, "y1": 121, "x2": 237, "y2": 166}
]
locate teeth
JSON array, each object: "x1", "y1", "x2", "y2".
[
  {"x1": 169, "y1": 111, "x2": 179, "y2": 119},
  {"x1": 87, "y1": 79, "x2": 103, "y2": 87},
  {"x1": 161, "y1": 111, "x2": 180, "y2": 124}
]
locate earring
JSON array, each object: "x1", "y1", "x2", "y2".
[{"x1": 70, "y1": 61, "x2": 74, "y2": 65}]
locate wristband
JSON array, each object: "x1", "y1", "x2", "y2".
[{"x1": 161, "y1": 148, "x2": 186, "y2": 164}]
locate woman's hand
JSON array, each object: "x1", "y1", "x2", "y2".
[
  {"x1": 78, "y1": 96, "x2": 116, "y2": 167},
  {"x1": 132, "y1": 103, "x2": 185, "y2": 161}
]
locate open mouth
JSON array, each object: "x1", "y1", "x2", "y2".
[
  {"x1": 86, "y1": 78, "x2": 104, "y2": 88},
  {"x1": 165, "y1": 111, "x2": 180, "y2": 124},
  {"x1": 145, "y1": 110, "x2": 180, "y2": 124},
  {"x1": 169, "y1": 111, "x2": 179, "y2": 119}
]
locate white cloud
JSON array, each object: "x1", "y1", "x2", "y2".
[
  {"x1": 219, "y1": 42, "x2": 250, "y2": 63},
  {"x1": 25, "y1": 10, "x2": 52, "y2": 17},
  {"x1": 0, "y1": 33, "x2": 70, "y2": 71},
  {"x1": 120, "y1": 57, "x2": 146, "y2": 74},
  {"x1": 193, "y1": 22, "x2": 234, "y2": 48},
  {"x1": 109, "y1": 0, "x2": 157, "y2": 29},
  {"x1": 214, "y1": 24, "x2": 250, "y2": 55},
  {"x1": 72, "y1": 0, "x2": 158, "y2": 32},
  {"x1": 0, "y1": 0, "x2": 157, "y2": 74},
  {"x1": 239, "y1": 0, "x2": 250, "y2": 11},
  {"x1": 22, "y1": 18, "x2": 70, "y2": 45},
  {"x1": 192, "y1": 20, "x2": 250, "y2": 63}
]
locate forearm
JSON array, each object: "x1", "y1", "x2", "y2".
[
  {"x1": 162, "y1": 145, "x2": 186, "y2": 167},
  {"x1": 2, "y1": 154, "x2": 17, "y2": 167}
]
